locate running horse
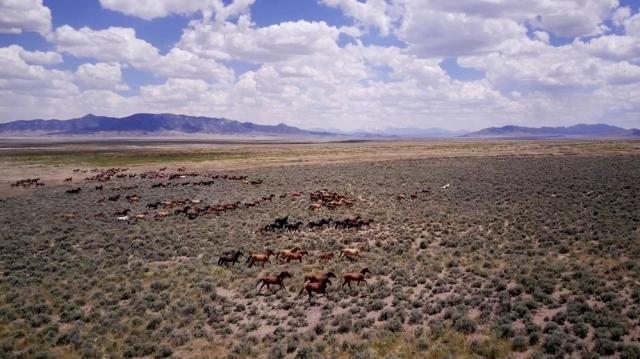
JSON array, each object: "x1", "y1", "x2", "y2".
[
  {"x1": 256, "y1": 271, "x2": 292, "y2": 293},
  {"x1": 217, "y1": 251, "x2": 243, "y2": 267},
  {"x1": 247, "y1": 249, "x2": 276, "y2": 267},
  {"x1": 298, "y1": 277, "x2": 332, "y2": 302},
  {"x1": 303, "y1": 271, "x2": 336, "y2": 283},
  {"x1": 342, "y1": 268, "x2": 371, "y2": 289}
]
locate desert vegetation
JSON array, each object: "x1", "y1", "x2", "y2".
[{"x1": 0, "y1": 152, "x2": 639, "y2": 358}]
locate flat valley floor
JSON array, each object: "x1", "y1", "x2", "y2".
[{"x1": 0, "y1": 139, "x2": 639, "y2": 358}]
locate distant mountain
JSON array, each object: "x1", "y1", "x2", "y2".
[
  {"x1": 0, "y1": 113, "x2": 330, "y2": 137},
  {"x1": 309, "y1": 126, "x2": 467, "y2": 138},
  {"x1": 377, "y1": 127, "x2": 468, "y2": 138},
  {"x1": 463, "y1": 124, "x2": 640, "y2": 138}
]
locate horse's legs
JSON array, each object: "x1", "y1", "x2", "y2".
[
  {"x1": 364, "y1": 279, "x2": 368, "y2": 287},
  {"x1": 258, "y1": 282, "x2": 265, "y2": 293}
]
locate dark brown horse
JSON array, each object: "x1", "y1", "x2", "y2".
[
  {"x1": 342, "y1": 268, "x2": 371, "y2": 289},
  {"x1": 247, "y1": 249, "x2": 276, "y2": 267},
  {"x1": 303, "y1": 271, "x2": 336, "y2": 283},
  {"x1": 319, "y1": 252, "x2": 334, "y2": 262},
  {"x1": 257, "y1": 271, "x2": 291, "y2": 293},
  {"x1": 298, "y1": 277, "x2": 332, "y2": 302},
  {"x1": 218, "y1": 251, "x2": 243, "y2": 266}
]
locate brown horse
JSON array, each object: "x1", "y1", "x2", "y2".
[
  {"x1": 342, "y1": 268, "x2": 371, "y2": 289},
  {"x1": 257, "y1": 271, "x2": 291, "y2": 293},
  {"x1": 339, "y1": 248, "x2": 361, "y2": 261},
  {"x1": 247, "y1": 249, "x2": 276, "y2": 267},
  {"x1": 319, "y1": 252, "x2": 334, "y2": 262},
  {"x1": 303, "y1": 271, "x2": 336, "y2": 283},
  {"x1": 281, "y1": 250, "x2": 308, "y2": 263},
  {"x1": 298, "y1": 277, "x2": 332, "y2": 302},
  {"x1": 276, "y1": 247, "x2": 302, "y2": 261}
]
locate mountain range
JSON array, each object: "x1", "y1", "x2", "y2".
[
  {"x1": 463, "y1": 124, "x2": 640, "y2": 138},
  {"x1": 0, "y1": 113, "x2": 327, "y2": 137},
  {"x1": 0, "y1": 113, "x2": 638, "y2": 139}
]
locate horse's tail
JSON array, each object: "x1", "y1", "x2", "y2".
[{"x1": 256, "y1": 279, "x2": 263, "y2": 287}]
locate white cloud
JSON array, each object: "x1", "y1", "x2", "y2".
[
  {"x1": 15, "y1": 46, "x2": 62, "y2": 65},
  {"x1": 2, "y1": 0, "x2": 640, "y2": 132},
  {"x1": 0, "y1": 0, "x2": 51, "y2": 35},
  {"x1": 99, "y1": 0, "x2": 254, "y2": 21},
  {"x1": 413, "y1": 0, "x2": 618, "y2": 38},
  {"x1": 320, "y1": 0, "x2": 394, "y2": 36},
  {"x1": 0, "y1": 45, "x2": 77, "y2": 98},
  {"x1": 75, "y1": 62, "x2": 129, "y2": 91},
  {"x1": 397, "y1": 5, "x2": 526, "y2": 57},
  {"x1": 152, "y1": 48, "x2": 235, "y2": 84},
  {"x1": 177, "y1": 16, "x2": 341, "y2": 63},
  {"x1": 51, "y1": 25, "x2": 160, "y2": 67},
  {"x1": 625, "y1": 12, "x2": 640, "y2": 37}
]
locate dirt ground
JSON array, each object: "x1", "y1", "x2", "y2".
[
  {"x1": 1, "y1": 138, "x2": 638, "y2": 197},
  {"x1": 0, "y1": 139, "x2": 639, "y2": 358}
]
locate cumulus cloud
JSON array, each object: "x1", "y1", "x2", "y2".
[
  {"x1": 0, "y1": 45, "x2": 76, "y2": 98},
  {"x1": 50, "y1": 25, "x2": 160, "y2": 67},
  {"x1": 0, "y1": 0, "x2": 51, "y2": 35},
  {"x1": 177, "y1": 16, "x2": 341, "y2": 63},
  {"x1": 14, "y1": 46, "x2": 63, "y2": 65},
  {"x1": 75, "y1": 62, "x2": 129, "y2": 91},
  {"x1": 320, "y1": 0, "x2": 394, "y2": 36},
  {"x1": 99, "y1": 0, "x2": 254, "y2": 21},
  {"x1": 2, "y1": 0, "x2": 640, "y2": 131},
  {"x1": 413, "y1": 0, "x2": 618, "y2": 38}
]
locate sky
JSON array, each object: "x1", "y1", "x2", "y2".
[{"x1": 0, "y1": 0, "x2": 639, "y2": 131}]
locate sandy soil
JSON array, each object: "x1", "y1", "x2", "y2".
[{"x1": 2, "y1": 138, "x2": 638, "y2": 197}]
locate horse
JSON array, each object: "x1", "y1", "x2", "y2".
[
  {"x1": 247, "y1": 250, "x2": 276, "y2": 267},
  {"x1": 154, "y1": 211, "x2": 170, "y2": 220},
  {"x1": 256, "y1": 271, "x2": 291, "y2": 293},
  {"x1": 274, "y1": 216, "x2": 289, "y2": 228},
  {"x1": 286, "y1": 222, "x2": 303, "y2": 232},
  {"x1": 281, "y1": 250, "x2": 308, "y2": 263},
  {"x1": 276, "y1": 247, "x2": 302, "y2": 261},
  {"x1": 218, "y1": 251, "x2": 243, "y2": 266},
  {"x1": 342, "y1": 268, "x2": 371, "y2": 289},
  {"x1": 319, "y1": 252, "x2": 334, "y2": 262},
  {"x1": 146, "y1": 201, "x2": 161, "y2": 210},
  {"x1": 339, "y1": 248, "x2": 361, "y2": 260},
  {"x1": 303, "y1": 271, "x2": 336, "y2": 283},
  {"x1": 66, "y1": 187, "x2": 81, "y2": 194},
  {"x1": 298, "y1": 277, "x2": 332, "y2": 302},
  {"x1": 114, "y1": 209, "x2": 130, "y2": 216},
  {"x1": 308, "y1": 203, "x2": 322, "y2": 211}
]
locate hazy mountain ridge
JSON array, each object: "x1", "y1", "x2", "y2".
[
  {"x1": 0, "y1": 113, "x2": 328, "y2": 137},
  {"x1": 1, "y1": 114, "x2": 637, "y2": 139},
  {"x1": 464, "y1": 124, "x2": 639, "y2": 138}
]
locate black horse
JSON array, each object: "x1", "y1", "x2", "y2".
[{"x1": 218, "y1": 251, "x2": 243, "y2": 266}]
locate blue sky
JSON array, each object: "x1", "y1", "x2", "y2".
[{"x1": 1, "y1": 0, "x2": 639, "y2": 131}]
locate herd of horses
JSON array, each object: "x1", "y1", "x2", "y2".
[
  {"x1": 11, "y1": 178, "x2": 44, "y2": 188},
  {"x1": 53, "y1": 166, "x2": 377, "y2": 303},
  {"x1": 261, "y1": 216, "x2": 374, "y2": 233},
  {"x1": 218, "y1": 248, "x2": 371, "y2": 302}
]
